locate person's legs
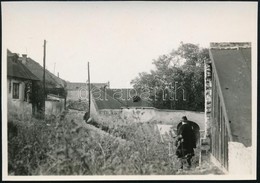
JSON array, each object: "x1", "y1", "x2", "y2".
[
  {"x1": 178, "y1": 158, "x2": 183, "y2": 169},
  {"x1": 187, "y1": 157, "x2": 191, "y2": 167}
]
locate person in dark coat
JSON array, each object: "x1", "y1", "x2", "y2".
[{"x1": 175, "y1": 116, "x2": 196, "y2": 169}]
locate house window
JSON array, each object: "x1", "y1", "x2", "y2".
[{"x1": 13, "y1": 83, "x2": 20, "y2": 99}]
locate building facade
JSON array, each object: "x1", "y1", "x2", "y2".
[
  {"x1": 208, "y1": 43, "x2": 252, "y2": 174},
  {"x1": 66, "y1": 82, "x2": 110, "y2": 101},
  {"x1": 7, "y1": 50, "x2": 40, "y2": 119}
]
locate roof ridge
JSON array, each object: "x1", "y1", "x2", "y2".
[
  {"x1": 210, "y1": 42, "x2": 251, "y2": 50},
  {"x1": 210, "y1": 46, "x2": 251, "y2": 50},
  {"x1": 7, "y1": 57, "x2": 39, "y2": 80},
  {"x1": 23, "y1": 57, "x2": 65, "y2": 87}
]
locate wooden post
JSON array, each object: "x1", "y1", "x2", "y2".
[
  {"x1": 43, "y1": 40, "x2": 46, "y2": 117},
  {"x1": 88, "y1": 62, "x2": 91, "y2": 114}
]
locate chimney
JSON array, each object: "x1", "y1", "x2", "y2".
[
  {"x1": 21, "y1": 54, "x2": 27, "y2": 64},
  {"x1": 57, "y1": 72, "x2": 59, "y2": 78}
]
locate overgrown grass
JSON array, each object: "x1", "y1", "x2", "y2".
[{"x1": 8, "y1": 110, "x2": 199, "y2": 175}]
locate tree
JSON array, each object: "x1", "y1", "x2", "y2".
[{"x1": 130, "y1": 42, "x2": 210, "y2": 111}]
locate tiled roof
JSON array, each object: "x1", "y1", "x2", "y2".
[
  {"x1": 92, "y1": 88, "x2": 153, "y2": 110},
  {"x1": 7, "y1": 50, "x2": 39, "y2": 81},
  {"x1": 92, "y1": 88, "x2": 124, "y2": 109},
  {"x1": 210, "y1": 45, "x2": 251, "y2": 146},
  {"x1": 22, "y1": 57, "x2": 66, "y2": 88},
  {"x1": 7, "y1": 49, "x2": 17, "y2": 57},
  {"x1": 106, "y1": 88, "x2": 153, "y2": 108}
]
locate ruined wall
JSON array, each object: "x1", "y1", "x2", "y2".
[{"x1": 228, "y1": 142, "x2": 252, "y2": 175}]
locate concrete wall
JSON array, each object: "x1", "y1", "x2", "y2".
[
  {"x1": 210, "y1": 142, "x2": 253, "y2": 175},
  {"x1": 45, "y1": 98, "x2": 65, "y2": 116},
  {"x1": 152, "y1": 109, "x2": 204, "y2": 129},
  {"x1": 7, "y1": 78, "x2": 32, "y2": 120},
  {"x1": 228, "y1": 142, "x2": 252, "y2": 175},
  {"x1": 121, "y1": 108, "x2": 156, "y2": 123},
  {"x1": 90, "y1": 99, "x2": 204, "y2": 130}
]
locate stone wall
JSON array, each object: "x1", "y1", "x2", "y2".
[{"x1": 204, "y1": 60, "x2": 212, "y2": 138}]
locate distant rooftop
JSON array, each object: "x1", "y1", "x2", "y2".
[
  {"x1": 92, "y1": 88, "x2": 153, "y2": 110},
  {"x1": 66, "y1": 82, "x2": 109, "y2": 90}
]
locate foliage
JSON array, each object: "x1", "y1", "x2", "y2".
[
  {"x1": 8, "y1": 118, "x2": 52, "y2": 175},
  {"x1": 131, "y1": 42, "x2": 210, "y2": 111},
  {"x1": 8, "y1": 111, "x2": 185, "y2": 175},
  {"x1": 67, "y1": 100, "x2": 88, "y2": 111}
]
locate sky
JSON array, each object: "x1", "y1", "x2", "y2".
[{"x1": 2, "y1": 2, "x2": 257, "y2": 88}]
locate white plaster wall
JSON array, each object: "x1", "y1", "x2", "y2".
[
  {"x1": 45, "y1": 99, "x2": 65, "y2": 116},
  {"x1": 7, "y1": 78, "x2": 32, "y2": 120},
  {"x1": 153, "y1": 110, "x2": 205, "y2": 129},
  {"x1": 121, "y1": 108, "x2": 156, "y2": 123},
  {"x1": 228, "y1": 142, "x2": 252, "y2": 175},
  {"x1": 92, "y1": 106, "x2": 204, "y2": 129}
]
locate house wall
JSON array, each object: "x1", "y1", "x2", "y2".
[
  {"x1": 209, "y1": 48, "x2": 252, "y2": 174},
  {"x1": 45, "y1": 98, "x2": 65, "y2": 116},
  {"x1": 67, "y1": 89, "x2": 89, "y2": 101},
  {"x1": 7, "y1": 78, "x2": 32, "y2": 120},
  {"x1": 228, "y1": 142, "x2": 252, "y2": 175}
]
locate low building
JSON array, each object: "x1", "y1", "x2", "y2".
[
  {"x1": 7, "y1": 50, "x2": 40, "y2": 119},
  {"x1": 19, "y1": 53, "x2": 67, "y2": 116},
  {"x1": 66, "y1": 82, "x2": 109, "y2": 101},
  {"x1": 208, "y1": 42, "x2": 252, "y2": 174}
]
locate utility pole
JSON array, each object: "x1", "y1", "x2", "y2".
[
  {"x1": 43, "y1": 40, "x2": 46, "y2": 117},
  {"x1": 88, "y1": 62, "x2": 91, "y2": 114}
]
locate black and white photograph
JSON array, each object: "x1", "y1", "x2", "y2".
[{"x1": 1, "y1": 1, "x2": 257, "y2": 181}]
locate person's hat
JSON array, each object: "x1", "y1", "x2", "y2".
[{"x1": 182, "y1": 116, "x2": 188, "y2": 121}]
